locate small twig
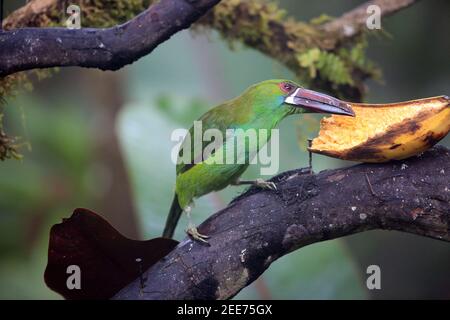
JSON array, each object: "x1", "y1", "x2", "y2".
[
  {"x1": 307, "y1": 139, "x2": 313, "y2": 174},
  {"x1": 135, "y1": 258, "x2": 146, "y2": 295},
  {"x1": 364, "y1": 173, "x2": 377, "y2": 196}
]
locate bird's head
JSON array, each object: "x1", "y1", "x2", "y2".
[{"x1": 249, "y1": 79, "x2": 355, "y2": 116}]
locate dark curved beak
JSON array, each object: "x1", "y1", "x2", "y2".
[{"x1": 285, "y1": 88, "x2": 355, "y2": 116}]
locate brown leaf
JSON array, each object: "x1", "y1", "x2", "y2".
[{"x1": 44, "y1": 208, "x2": 178, "y2": 299}]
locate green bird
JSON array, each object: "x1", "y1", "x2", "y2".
[{"x1": 163, "y1": 79, "x2": 354, "y2": 242}]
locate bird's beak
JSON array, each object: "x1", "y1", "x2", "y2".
[{"x1": 284, "y1": 88, "x2": 355, "y2": 116}]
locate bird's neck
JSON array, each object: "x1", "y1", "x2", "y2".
[{"x1": 250, "y1": 105, "x2": 295, "y2": 130}]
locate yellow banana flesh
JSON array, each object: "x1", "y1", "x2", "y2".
[{"x1": 309, "y1": 95, "x2": 450, "y2": 163}]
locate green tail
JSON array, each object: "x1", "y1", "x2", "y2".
[{"x1": 162, "y1": 194, "x2": 183, "y2": 238}]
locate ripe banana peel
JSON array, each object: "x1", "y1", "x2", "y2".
[{"x1": 309, "y1": 95, "x2": 450, "y2": 163}]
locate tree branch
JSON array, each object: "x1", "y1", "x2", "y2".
[
  {"x1": 0, "y1": 0, "x2": 221, "y2": 77},
  {"x1": 0, "y1": 0, "x2": 420, "y2": 100},
  {"x1": 113, "y1": 146, "x2": 450, "y2": 300}
]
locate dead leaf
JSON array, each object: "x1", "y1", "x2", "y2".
[{"x1": 44, "y1": 208, "x2": 178, "y2": 299}]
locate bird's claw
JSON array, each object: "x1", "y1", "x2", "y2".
[
  {"x1": 186, "y1": 227, "x2": 210, "y2": 244},
  {"x1": 255, "y1": 178, "x2": 277, "y2": 191}
]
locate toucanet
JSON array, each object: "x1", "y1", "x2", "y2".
[{"x1": 163, "y1": 79, "x2": 354, "y2": 242}]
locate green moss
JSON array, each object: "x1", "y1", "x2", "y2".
[
  {"x1": 0, "y1": 74, "x2": 28, "y2": 160},
  {"x1": 81, "y1": 0, "x2": 149, "y2": 28},
  {"x1": 199, "y1": 0, "x2": 288, "y2": 50},
  {"x1": 0, "y1": 112, "x2": 23, "y2": 161},
  {"x1": 309, "y1": 14, "x2": 334, "y2": 25},
  {"x1": 197, "y1": 0, "x2": 380, "y2": 99},
  {"x1": 337, "y1": 36, "x2": 382, "y2": 82}
]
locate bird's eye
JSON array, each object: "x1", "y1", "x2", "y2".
[{"x1": 280, "y1": 82, "x2": 294, "y2": 93}]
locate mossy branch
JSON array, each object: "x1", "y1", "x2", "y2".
[
  {"x1": 0, "y1": 0, "x2": 419, "y2": 159},
  {"x1": 1, "y1": 0, "x2": 418, "y2": 98}
]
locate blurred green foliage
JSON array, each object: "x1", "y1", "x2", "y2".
[{"x1": 0, "y1": 95, "x2": 97, "y2": 298}]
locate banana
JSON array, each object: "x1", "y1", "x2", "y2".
[{"x1": 309, "y1": 95, "x2": 450, "y2": 163}]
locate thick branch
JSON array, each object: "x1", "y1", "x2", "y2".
[
  {"x1": 0, "y1": 0, "x2": 221, "y2": 77},
  {"x1": 323, "y1": 0, "x2": 419, "y2": 38},
  {"x1": 114, "y1": 146, "x2": 450, "y2": 300}
]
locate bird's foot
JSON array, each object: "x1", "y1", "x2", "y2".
[
  {"x1": 186, "y1": 226, "x2": 210, "y2": 244},
  {"x1": 254, "y1": 178, "x2": 277, "y2": 191}
]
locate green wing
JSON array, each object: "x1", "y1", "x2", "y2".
[{"x1": 175, "y1": 98, "x2": 253, "y2": 176}]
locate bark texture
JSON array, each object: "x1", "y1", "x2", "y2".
[{"x1": 114, "y1": 145, "x2": 450, "y2": 300}]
